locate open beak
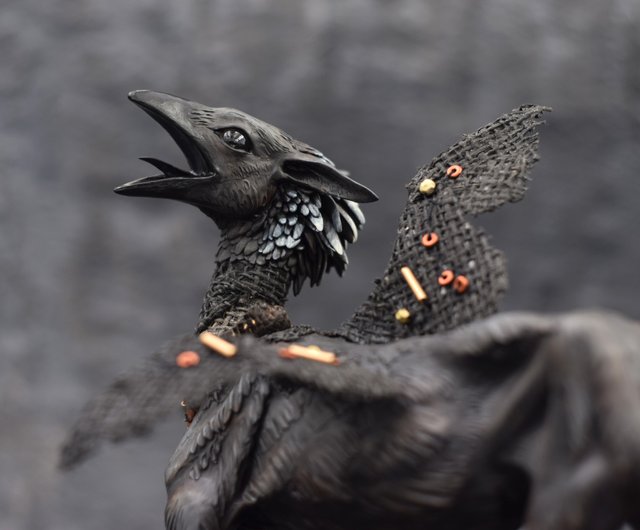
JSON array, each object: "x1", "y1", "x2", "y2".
[{"x1": 114, "y1": 90, "x2": 217, "y2": 201}]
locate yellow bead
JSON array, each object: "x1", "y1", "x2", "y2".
[
  {"x1": 395, "y1": 308, "x2": 411, "y2": 324},
  {"x1": 419, "y1": 178, "x2": 437, "y2": 195}
]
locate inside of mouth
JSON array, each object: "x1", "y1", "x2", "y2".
[
  {"x1": 140, "y1": 157, "x2": 193, "y2": 179},
  {"x1": 150, "y1": 111, "x2": 211, "y2": 175}
]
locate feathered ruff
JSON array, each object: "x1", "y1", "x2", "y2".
[{"x1": 221, "y1": 186, "x2": 365, "y2": 295}]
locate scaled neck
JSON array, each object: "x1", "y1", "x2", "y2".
[
  {"x1": 195, "y1": 219, "x2": 293, "y2": 334},
  {"x1": 195, "y1": 184, "x2": 360, "y2": 334}
]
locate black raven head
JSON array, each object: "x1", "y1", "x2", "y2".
[{"x1": 115, "y1": 90, "x2": 377, "y2": 222}]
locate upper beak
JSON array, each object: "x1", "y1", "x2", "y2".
[{"x1": 114, "y1": 90, "x2": 215, "y2": 199}]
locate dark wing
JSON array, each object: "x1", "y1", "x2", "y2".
[
  {"x1": 59, "y1": 323, "x2": 408, "y2": 470},
  {"x1": 436, "y1": 310, "x2": 640, "y2": 530},
  {"x1": 339, "y1": 105, "x2": 550, "y2": 344},
  {"x1": 160, "y1": 311, "x2": 640, "y2": 530},
  {"x1": 503, "y1": 312, "x2": 640, "y2": 530},
  {"x1": 64, "y1": 309, "x2": 640, "y2": 529},
  {"x1": 59, "y1": 334, "x2": 200, "y2": 469}
]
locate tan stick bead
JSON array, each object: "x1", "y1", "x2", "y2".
[
  {"x1": 199, "y1": 331, "x2": 238, "y2": 357},
  {"x1": 279, "y1": 344, "x2": 339, "y2": 365},
  {"x1": 400, "y1": 266, "x2": 428, "y2": 302}
]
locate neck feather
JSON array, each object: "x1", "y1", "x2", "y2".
[{"x1": 195, "y1": 186, "x2": 364, "y2": 334}]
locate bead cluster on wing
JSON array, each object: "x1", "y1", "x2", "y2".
[{"x1": 395, "y1": 166, "x2": 473, "y2": 322}]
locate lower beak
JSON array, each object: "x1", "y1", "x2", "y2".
[{"x1": 113, "y1": 172, "x2": 215, "y2": 202}]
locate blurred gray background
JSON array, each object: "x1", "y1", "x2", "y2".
[{"x1": 1, "y1": 0, "x2": 639, "y2": 528}]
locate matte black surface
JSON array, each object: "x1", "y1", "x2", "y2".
[
  {"x1": 60, "y1": 94, "x2": 375, "y2": 474},
  {"x1": 60, "y1": 103, "x2": 545, "y2": 469},
  {"x1": 62, "y1": 102, "x2": 640, "y2": 530},
  {"x1": 2, "y1": 1, "x2": 640, "y2": 529},
  {"x1": 157, "y1": 310, "x2": 640, "y2": 530}
]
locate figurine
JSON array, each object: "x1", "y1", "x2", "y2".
[{"x1": 62, "y1": 92, "x2": 640, "y2": 530}]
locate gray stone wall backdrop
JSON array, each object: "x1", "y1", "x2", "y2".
[{"x1": 1, "y1": 0, "x2": 639, "y2": 528}]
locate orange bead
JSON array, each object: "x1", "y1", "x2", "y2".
[
  {"x1": 453, "y1": 275, "x2": 470, "y2": 293},
  {"x1": 421, "y1": 232, "x2": 439, "y2": 248},
  {"x1": 446, "y1": 164, "x2": 463, "y2": 178},
  {"x1": 438, "y1": 269, "x2": 455, "y2": 286},
  {"x1": 176, "y1": 350, "x2": 201, "y2": 368}
]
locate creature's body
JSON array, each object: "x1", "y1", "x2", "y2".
[{"x1": 62, "y1": 93, "x2": 640, "y2": 530}]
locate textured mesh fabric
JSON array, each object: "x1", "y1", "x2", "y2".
[
  {"x1": 196, "y1": 260, "x2": 292, "y2": 334},
  {"x1": 337, "y1": 105, "x2": 549, "y2": 343},
  {"x1": 60, "y1": 105, "x2": 549, "y2": 469}
]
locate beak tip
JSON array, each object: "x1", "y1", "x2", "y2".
[
  {"x1": 354, "y1": 187, "x2": 379, "y2": 203},
  {"x1": 366, "y1": 189, "x2": 379, "y2": 202},
  {"x1": 113, "y1": 183, "x2": 132, "y2": 195},
  {"x1": 128, "y1": 90, "x2": 148, "y2": 103}
]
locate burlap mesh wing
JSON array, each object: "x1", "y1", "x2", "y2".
[{"x1": 339, "y1": 105, "x2": 550, "y2": 344}]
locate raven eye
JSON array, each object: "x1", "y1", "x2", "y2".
[{"x1": 220, "y1": 128, "x2": 249, "y2": 152}]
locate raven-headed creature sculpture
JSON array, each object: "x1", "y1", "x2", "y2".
[
  {"x1": 116, "y1": 90, "x2": 376, "y2": 334},
  {"x1": 62, "y1": 92, "x2": 640, "y2": 530}
]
